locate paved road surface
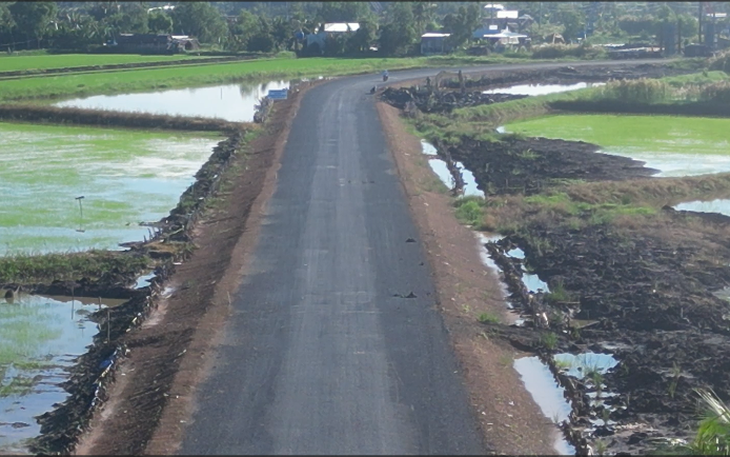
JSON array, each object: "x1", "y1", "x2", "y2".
[{"x1": 179, "y1": 60, "x2": 671, "y2": 455}]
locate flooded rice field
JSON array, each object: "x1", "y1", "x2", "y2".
[
  {"x1": 504, "y1": 114, "x2": 730, "y2": 177},
  {"x1": 0, "y1": 293, "x2": 125, "y2": 454},
  {"x1": 0, "y1": 122, "x2": 220, "y2": 255},
  {"x1": 674, "y1": 198, "x2": 730, "y2": 217},
  {"x1": 482, "y1": 82, "x2": 605, "y2": 97},
  {"x1": 53, "y1": 80, "x2": 291, "y2": 122}
]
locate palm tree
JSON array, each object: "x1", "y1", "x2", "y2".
[{"x1": 687, "y1": 388, "x2": 730, "y2": 455}]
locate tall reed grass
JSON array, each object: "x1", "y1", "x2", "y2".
[
  {"x1": 597, "y1": 78, "x2": 671, "y2": 104},
  {"x1": 699, "y1": 81, "x2": 730, "y2": 104}
]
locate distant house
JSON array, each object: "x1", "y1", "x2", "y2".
[
  {"x1": 421, "y1": 33, "x2": 453, "y2": 55},
  {"x1": 112, "y1": 34, "x2": 200, "y2": 54},
  {"x1": 305, "y1": 22, "x2": 361, "y2": 54},
  {"x1": 473, "y1": 26, "x2": 528, "y2": 49}
]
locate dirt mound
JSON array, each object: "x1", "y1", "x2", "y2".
[
  {"x1": 445, "y1": 135, "x2": 657, "y2": 196},
  {"x1": 381, "y1": 86, "x2": 527, "y2": 113}
]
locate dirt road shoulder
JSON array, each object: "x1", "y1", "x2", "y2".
[
  {"x1": 376, "y1": 100, "x2": 559, "y2": 455},
  {"x1": 73, "y1": 81, "x2": 320, "y2": 456}
]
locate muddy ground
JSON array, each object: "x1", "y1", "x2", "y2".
[
  {"x1": 383, "y1": 61, "x2": 730, "y2": 454},
  {"x1": 381, "y1": 62, "x2": 701, "y2": 114}
]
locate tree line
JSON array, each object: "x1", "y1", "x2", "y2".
[{"x1": 0, "y1": 2, "x2": 722, "y2": 56}]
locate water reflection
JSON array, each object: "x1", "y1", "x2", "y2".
[
  {"x1": 0, "y1": 293, "x2": 121, "y2": 454},
  {"x1": 675, "y1": 199, "x2": 730, "y2": 217},
  {"x1": 513, "y1": 356, "x2": 575, "y2": 455},
  {"x1": 54, "y1": 80, "x2": 291, "y2": 123},
  {"x1": 483, "y1": 82, "x2": 605, "y2": 97}
]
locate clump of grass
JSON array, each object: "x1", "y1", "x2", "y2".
[
  {"x1": 546, "y1": 279, "x2": 571, "y2": 305},
  {"x1": 453, "y1": 196, "x2": 486, "y2": 227},
  {"x1": 0, "y1": 250, "x2": 148, "y2": 284},
  {"x1": 477, "y1": 312, "x2": 500, "y2": 324},
  {"x1": 540, "y1": 332, "x2": 558, "y2": 350}
]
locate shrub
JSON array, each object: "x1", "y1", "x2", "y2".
[
  {"x1": 700, "y1": 81, "x2": 730, "y2": 104},
  {"x1": 599, "y1": 78, "x2": 670, "y2": 104},
  {"x1": 531, "y1": 44, "x2": 607, "y2": 60}
]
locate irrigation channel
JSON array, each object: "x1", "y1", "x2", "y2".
[
  {"x1": 0, "y1": 77, "x2": 299, "y2": 454},
  {"x1": 385, "y1": 61, "x2": 730, "y2": 455}
]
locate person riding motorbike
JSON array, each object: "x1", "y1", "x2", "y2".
[{"x1": 381, "y1": 69, "x2": 389, "y2": 82}]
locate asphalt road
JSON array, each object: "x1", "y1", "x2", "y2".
[{"x1": 179, "y1": 59, "x2": 671, "y2": 455}]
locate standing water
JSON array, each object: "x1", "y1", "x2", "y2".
[
  {"x1": 514, "y1": 356, "x2": 576, "y2": 454},
  {"x1": 53, "y1": 80, "x2": 291, "y2": 122},
  {"x1": 504, "y1": 114, "x2": 730, "y2": 177},
  {"x1": 0, "y1": 122, "x2": 220, "y2": 255},
  {"x1": 483, "y1": 82, "x2": 605, "y2": 96},
  {"x1": 0, "y1": 293, "x2": 126, "y2": 454},
  {"x1": 421, "y1": 140, "x2": 484, "y2": 197}
]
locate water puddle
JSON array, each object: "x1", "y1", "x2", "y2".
[
  {"x1": 553, "y1": 352, "x2": 618, "y2": 379},
  {"x1": 504, "y1": 246, "x2": 550, "y2": 293},
  {"x1": 420, "y1": 139, "x2": 438, "y2": 156},
  {"x1": 523, "y1": 273, "x2": 550, "y2": 294},
  {"x1": 427, "y1": 159, "x2": 484, "y2": 197},
  {"x1": 513, "y1": 356, "x2": 575, "y2": 454},
  {"x1": 421, "y1": 140, "x2": 484, "y2": 197},
  {"x1": 134, "y1": 272, "x2": 156, "y2": 289},
  {"x1": 53, "y1": 80, "x2": 292, "y2": 122},
  {"x1": 0, "y1": 293, "x2": 124, "y2": 454},
  {"x1": 554, "y1": 352, "x2": 620, "y2": 423},
  {"x1": 674, "y1": 199, "x2": 730, "y2": 217},
  {"x1": 483, "y1": 82, "x2": 605, "y2": 97}
]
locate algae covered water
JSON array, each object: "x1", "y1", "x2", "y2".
[
  {"x1": 0, "y1": 294, "x2": 126, "y2": 454},
  {"x1": 504, "y1": 114, "x2": 730, "y2": 177},
  {"x1": 0, "y1": 122, "x2": 220, "y2": 255}
]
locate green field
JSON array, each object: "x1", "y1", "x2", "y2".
[
  {"x1": 504, "y1": 114, "x2": 730, "y2": 177},
  {"x1": 0, "y1": 55, "x2": 530, "y2": 102},
  {"x1": 505, "y1": 114, "x2": 730, "y2": 151},
  {"x1": 0, "y1": 122, "x2": 221, "y2": 254},
  {"x1": 0, "y1": 52, "x2": 210, "y2": 72}
]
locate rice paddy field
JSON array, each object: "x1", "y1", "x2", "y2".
[
  {"x1": 504, "y1": 114, "x2": 730, "y2": 177},
  {"x1": 0, "y1": 55, "x2": 526, "y2": 102},
  {"x1": 0, "y1": 293, "x2": 126, "y2": 454},
  {"x1": 0, "y1": 122, "x2": 221, "y2": 255},
  {"x1": 0, "y1": 53, "x2": 211, "y2": 72}
]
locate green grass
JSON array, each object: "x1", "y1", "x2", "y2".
[
  {"x1": 477, "y1": 312, "x2": 500, "y2": 324},
  {"x1": 0, "y1": 54, "x2": 534, "y2": 102},
  {"x1": 0, "y1": 250, "x2": 148, "y2": 283},
  {"x1": 504, "y1": 113, "x2": 730, "y2": 156},
  {"x1": 662, "y1": 70, "x2": 730, "y2": 87},
  {"x1": 453, "y1": 196, "x2": 486, "y2": 227},
  {"x1": 0, "y1": 53, "x2": 211, "y2": 72}
]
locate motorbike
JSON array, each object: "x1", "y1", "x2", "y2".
[{"x1": 382, "y1": 74, "x2": 389, "y2": 82}]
